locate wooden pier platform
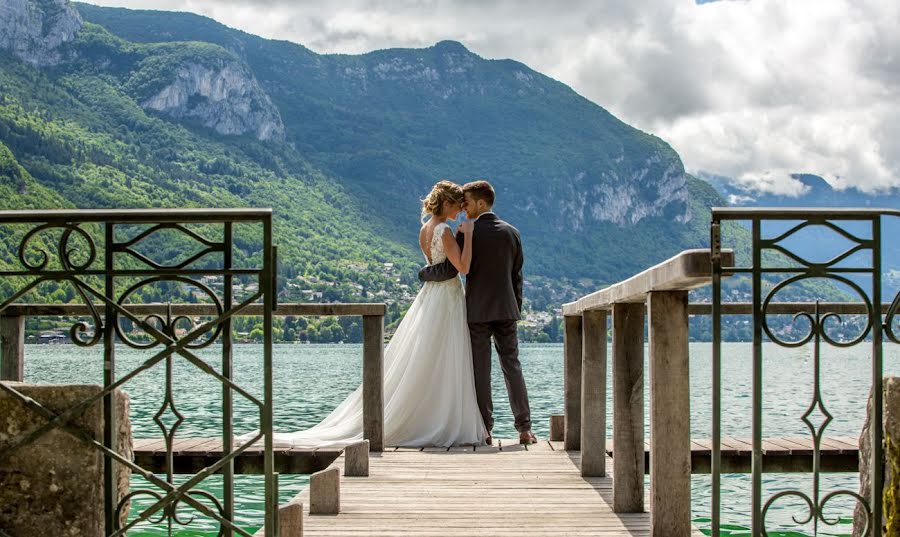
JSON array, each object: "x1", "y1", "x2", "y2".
[
  {"x1": 133, "y1": 435, "x2": 860, "y2": 475},
  {"x1": 288, "y1": 439, "x2": 665, "y2": 537},
  {"x1": 132, "y1": 438, "x2": 342, "y2": 474},
  {"x1": 620, "y1": 434, "x2": 860, "y2": 473}
]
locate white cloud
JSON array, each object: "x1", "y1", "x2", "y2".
[{"x1": 84, "y1": 0, "x2": 900, "y2": 193}]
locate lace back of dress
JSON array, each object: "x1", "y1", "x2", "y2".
[{"x1": 430, "y1": 223, "x2": 449, "y2": 264}]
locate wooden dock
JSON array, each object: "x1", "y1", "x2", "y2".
[
  {"x1": 285, "y1": 439, "x2": 669, "y2": 537},
  {"x1": 132, "y1": 438, "x2": 342, "y2": 474},
  {"x1": 133, "y1": 435, "x2": 860, "y2": 474},
  {"x1": 622, "y1": 435, "x2": 860, "y2": 473}
]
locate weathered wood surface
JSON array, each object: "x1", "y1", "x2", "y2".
[
  {"x1": 7, "y1": 301, "x2": 884, "y2": 319},
  {"x1": 132, "y1": 438, "x2": 342, "y2": 474},
  {"x1": 0, "y1": 207, "x2": 272, "y2": 223},
  {"x1": 687, "y1": 302, "x2": 891, "y2": 315},
  {"x1": 581, "y1": 309, "x2": 607, "y2": 477},
  {"x1": 612, "y1": 302, "x2": 645, "y2": 512},
  {"x1": 132, "y1": 435, "x2": 861, "y2": 475},
  {"x1": 564, "y1": 315, "x2": 583, "y2": 451},
  {"x1": 362, "y1": 315, "x2": 385, "y2": 452},
  {"x1": 283, "y1": 441, "x2": 695, "y2": 537},
  {"x1": 605, "y1": 435, "x2": 860, "y2": 473},
  {"x1": 0, "y1": 315, "x2": 24, "y2": 381},
  {"x1": 549, "y1": 414, "x2": 565, "y2": 441},
  {"x1": 648, "y1": 291, "x2": 691, "y2": 537},
  {"x1": 562, "y1": 249, "x2": 734, "y2": 315},
  {"x1": 1, "y1": 302, "x2": 387, "y2": 317}
]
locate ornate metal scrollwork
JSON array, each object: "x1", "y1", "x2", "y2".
[
  {"x1": 17, "y1": 222, "x2": 98, "y2": 272},
  {"x1": 116, "y1": 223, "x2": 223, "y2": 270},
  {"x1": 114, "y1": 276, "x2": 224, "y2": 350},
  {"x1": 763, "y1": 221, "x2": 879, "y2": 535},
  {"x1": 762, "y1": 274, "x2": 874, "y2": 348},
  {"x1": 115, "y1": 488, "x2": 227, "y2": 536},
  {"x1": 6, "y1": 222, "x2": 105, "y2": 346},
  {"x1": 886, "y1": 291, "x2": 900, "y2": 344},
  {"x1": 759, "y1": 275, "x2": 875, "y2": 535},
  {"x1": 761, "y1": 488, "x2": 871, "y2": 537}
]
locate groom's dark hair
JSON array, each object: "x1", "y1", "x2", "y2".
[{"x1": 463, "y1": 180, "x2": 495, "y2": 208}]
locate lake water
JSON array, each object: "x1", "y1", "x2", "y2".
[{"x1": 20, "y1": 342, "x2": 900, "y2": 536}]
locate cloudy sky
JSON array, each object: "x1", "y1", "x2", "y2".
[{"x1": 86, "y1": 0, "x2": 900, "y2": 194}]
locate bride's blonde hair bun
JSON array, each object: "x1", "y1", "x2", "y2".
[{"x1": 421, "y1": 180, "x2": 463, "y2": 221}]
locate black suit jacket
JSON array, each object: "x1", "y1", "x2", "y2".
[{"x1": 419, "y1": 213, "x2": 523, "y2": 323}]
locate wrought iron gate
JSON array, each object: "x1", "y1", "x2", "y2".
[
  {"x1": 710, "y1": 208, "x2": 900, "y2": 537},
  {"x1": 0, "y1": 208, "x2": 277, "y2": 536}
]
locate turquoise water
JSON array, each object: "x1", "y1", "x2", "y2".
[{"x1": 21, "y1": 342, "x2": 900, "y2": 535}]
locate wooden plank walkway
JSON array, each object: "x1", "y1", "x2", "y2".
[
  {"x1": 134, "y1": 435, "x2": 860, "y2": 475},
  {"x1": 285, "y1": 439, "x2": 669, "y2": 537},
  {"x1": 132, "y1": 437, "x2": 342, "y2": 474},
  {"x1": 611, "y1": 435, "x2": 860, "y2": 473}
]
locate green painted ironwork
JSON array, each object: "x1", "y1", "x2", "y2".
[
  {"x1": 0, "y1": 209, "x2": 277, "y2": 536},
  {"x1": 711, "y1": 208, "x2": 900, "y2": 537}
]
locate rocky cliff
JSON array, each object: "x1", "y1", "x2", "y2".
[
  {"x1": 0, "y1": 0, "x2": 82, "y2": 66},
  {"x1": 142, "y1": 59, "x2": 285, "y2": 141},
  {"x1": 1, "y1": 0, "x2": 283, "y2": 142}
]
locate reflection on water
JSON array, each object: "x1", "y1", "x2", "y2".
[{"x1": 22, "y1": 342, "x2": 899, "y2": 536}]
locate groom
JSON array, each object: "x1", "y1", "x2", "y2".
[{"x1": 419, "y1": 180, "x2": 536, "y2": 445}]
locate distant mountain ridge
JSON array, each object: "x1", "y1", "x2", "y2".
[
  {"x1": 702, "y1": 172, "x2": 900, "y2": 210},
  {"x1": 699, "y1": 172, "x2": 900, "y2": 296}
]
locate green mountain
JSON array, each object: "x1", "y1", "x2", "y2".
[
  {"x1": 0, "y1": 0, "x2": 728, "y2": 341},
  {"x1": 72, "y1": 2, "x2": 721, "y2": 278}
]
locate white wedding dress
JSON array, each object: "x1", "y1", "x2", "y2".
[{"x1": 259, "y1": 222, "x2": 488, "y2": 448}]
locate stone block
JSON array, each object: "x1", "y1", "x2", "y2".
[
  {"x1": 855, "y1": 377, "x2": 900, "y2": 536},
  {"x1": 309, "y1": 466, "x2": 340, "y2": 515},
  {"x1": 0, "y1": 383, "x2": 132, "y2": 536},
  {"x1": 343, "y1": 440, "x2": 369, "y2": 477}
]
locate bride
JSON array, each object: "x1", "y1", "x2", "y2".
[{"x1": 259, "y1": 180, "x2": 489, "y2": 447}]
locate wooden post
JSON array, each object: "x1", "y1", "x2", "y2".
[
  {"x1": 362, "y1": 315, "x2": 384, "y2": 452},
  {"x1": 344, "y1": 440, "x2": 369, "y2": 477},
  {"x1": 612, "y1": 303, "x2": 645, "y2": 513},
  {"x1": 648, "y1": 291, "x2": 690, "y2": 537},
  {"x1": 548, "y1": 415, "x2": 565, "y2": 441},
  {"x1": 581, "y1": 309, "x2": 607, "y2": 477},
  {"x1": 278, "y1": 498, "x2": 303, "y2": 536},
  {"x1": 309, "y1": 467, "x2": 340, "y2": 515},
  {"x1": 564, "y1": 315, "x2": 583, "y2": 451},
  {"x1": 1, "y1": 315, "x2": 25, "y2": 382}
]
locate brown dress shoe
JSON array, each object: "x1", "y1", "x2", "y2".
[{"x1": 519, "y1": 430, "x2": 538, "y2": 444}]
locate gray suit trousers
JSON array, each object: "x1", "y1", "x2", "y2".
[{"x1": 468, "y1": 319, "x2": 532, "y2": 433}]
